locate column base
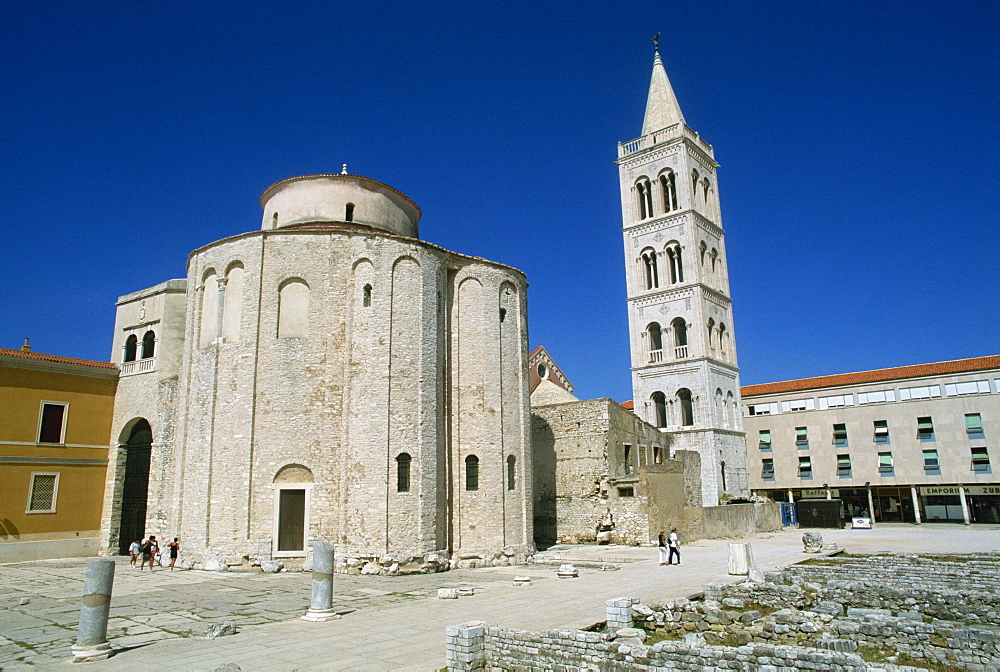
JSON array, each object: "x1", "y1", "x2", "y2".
[
  {"x1": 71, "y1": 641, "x2": 112, "y2": 661},
  {"x1": 302, "y1": 608, "x2": 339, "y2": 622}
]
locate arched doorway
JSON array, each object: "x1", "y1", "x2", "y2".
[{"x1": 117, "y1": 420, "x2": 152, "y2": 555}]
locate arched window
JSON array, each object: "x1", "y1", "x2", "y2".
[
  {"x1": 691, "y1": 169, "x2": 699, "y2": 206},
  {"x1": 726, "y1": 391, "x2": 736, "y2": 429},
  {"x1": 141, "y1": 331, "x2": 156, "y2": 359},
  {"x1": 720, "y1": 460, "x2": 727, "y2": 492},
  {"x1": 665, "y1": 244, "x2": 683, "y2": 284},
  {"x1": 345, "y1": 203, "x2": 355, "y2": 222},
  {"x1": 699, "y1": 241, "x2": 707, "y2": 267},
  {"x1": 647, "y1": 322, "x2": 663, "y2": 362},
  {"x1": 222, "y1": 263, "x2": 244, "y2": 344},
  {"x1": 363, "y1": 284, "x2": 372, "y2": 307},
  {"x1": 710, "y1": 248, "x2": 718, "y2": 278},
  {"x1": 677, "y1": 388, "x2": 694, "y2": 426},
  {"x1": 465, "y1": 455, "x2": 479, "y2": 491},
  {"x1": 396, "y1": 453, "x2": 411, "y2": 493},
  {"x1": 707, "y1": 318, "x2": 715, "y2": 350},
  {"x1": 703, "y1": 178, "x2": 711, "y2": 206},
  {"x1": 635, "y1": 178, "x2": 652, "y2": 220},
  {"x1": 651, "y1": 391, "x2": 667, "y2": 428},
  {"x1": 123, "y1": 334, "x2": 138, "y2": 363},
  {"x1": 199, "y1": 271, "x2": 219, "y2": 347},
  {"x1": 660, "y1": 171, "x2": 678, "y2": 213},
  {"x1": 640, "y1": 249, "x2": 659, "y2": 289},
  {"x1": 278, "y1": 279, "x2": 310, "y2": 338},
  {"x1": 715, "y1": 388, "x2": 724, "y2": 427},
  {"x1": 671, "y1": 317, "x2": 688, "y2": 359},
  {"x1": 718, "y1": 323, "x2": 727, "y2": 360},
  {"x1": 272, "y1": 212, "x2": 278, "y2": 227},
  {"x1": 507, "y1": 455, "x2": 516, "y2": 490}
]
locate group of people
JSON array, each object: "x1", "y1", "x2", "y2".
[
  {"x1": 128, "y1": 535, "x2": 180, "y2": 571},
  {"x1": 657, "y1": 528, "x2": 681, "y2": 565}
]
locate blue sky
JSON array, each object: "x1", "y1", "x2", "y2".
[{"x1": 2, "y1": 2, "x2": 998, "y2": 403}]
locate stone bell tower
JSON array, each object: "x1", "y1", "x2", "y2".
[{"x1": 616, "y1": 45, "x2": 748, "y2": 505}]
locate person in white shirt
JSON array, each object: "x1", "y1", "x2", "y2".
[
  {"x1": 128, "y1": 539, "x2": 141, "y2": 568},
  {"x1": 667, "y1": 528, "x2": 681, "y2": 565}
]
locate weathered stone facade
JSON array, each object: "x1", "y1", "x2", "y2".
[
  {"x1": 531, "y1": 397, "x2": 703, "y2": 546},
  {"x1": 101, "y1": 173, "x2": 533, "y2": 571}
]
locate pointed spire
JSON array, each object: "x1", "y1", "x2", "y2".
[{"x1": 641, "y1": 47, "x2": 685, "y2": 136}]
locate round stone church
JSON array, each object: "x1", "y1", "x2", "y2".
[{"x1": 100, "y1": 172, "x2": 533, "y2": 573}]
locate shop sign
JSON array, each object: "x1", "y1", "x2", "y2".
[
  {"x1": 920, "y1": 485, "x2": 1000, "y2": 496},
  {"x1": 800, "y1": 488, "x2": 839, "y2": 498},
  {"x1": 920, "y1": 486, "x2": 963, "y2": 496}
]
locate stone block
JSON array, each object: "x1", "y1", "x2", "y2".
[
  {"x1": 205, "y1": 621, "x2": 238, "y2": 639},
  {"x1": 438, "y1": 588, "x2": 459, "y2": 599}
]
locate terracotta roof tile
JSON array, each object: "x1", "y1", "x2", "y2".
[
  {"x1": 620, "y1": 400, "x2": 634, "y2": 410},
  {"x1": 741, "y1": 355, "x2": 1000, "y2": 397},
  {"x1": 0, "y1": 348, "x2": 118, "y2": 370}
]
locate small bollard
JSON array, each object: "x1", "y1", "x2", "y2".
[
  {"x1": 72, "y1": 558, "x2": 115, "y2": 661},
  {"x1": 728, "y1": 543, "x2": 753, "y2": 575},
  {"x1": 302, "y1": 540, "x2": 338, "y2": 622}
]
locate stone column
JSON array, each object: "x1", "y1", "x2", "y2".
[
  {"x1": 958, "y1": 486, "x2": 971, "y2": 525},
  {"x1": 71, "y1": 558, "x2": 115, "y2": 661},
  {"x1": 302, "y1": 540, "x2": 337, "y2": 622},
  {"x1": 728, "y1": 543, "x2": 753, "y2": 575},
  {"x1": 445, "y1": 621, "x2": 488, "y2": 671},
  {"x1": 787, "y1": 490, "x2": 794, "y2": 503},
  {"x1": 866, "y1": 487, "x2": 876, "y2": 527},
  {"x1": 910, "y1": 485, "x2": 922, "y2": 524},
  {"x1": 605, "y1": 597, "x2": 636, "y2": 632}
]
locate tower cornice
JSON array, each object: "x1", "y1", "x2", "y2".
[
  {"x1": 623, "y1": 210, "x2": 724, "y2": 238},
  {"x1": 628, "y1": 283, "x2": 732, "y2": 307}
]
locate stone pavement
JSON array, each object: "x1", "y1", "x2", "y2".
[{"x1": 1, "y1": 523, "x2": 996, "y2": 670}]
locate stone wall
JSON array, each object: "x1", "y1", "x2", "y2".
[
  {"x1": 701, "y1": 502, "x2": 781, "y2": 539},
  {"x1": 445, "y1": 620, "x2": 865, "y2": 671}
]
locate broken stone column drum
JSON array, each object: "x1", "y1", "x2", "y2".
[
  {"x1": 728, "y1": 542, "x2": 753, "y2": 575},
  {"x1": 303, "y1": 540, "x2": 337, "y2": 622},
  {"x1": 72, "y1": 558, "x2": 115, "y2": 660}
]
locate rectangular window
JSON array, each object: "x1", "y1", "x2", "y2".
[
  {"x1": 27, "y1": 473, "x2": 59, "y2": 513},
  {"x1": 945, "y1": 381, "x2": 991, "y2": 396},
  {"x1": 818, "y1": 394, "x2": 853, "y2": 409},
  {"x1": 966, "y1": 413, "x2": 984, "y2": 434},
  {"x1": 618, "y1": 486, "x2": 635, "y2": 498},
  {"x1": 878, "y1": 452, "x2": 894, "y2": 473},
  {"x1": 832, "y1": 423, "x2": 848, "y2": 446},
  {"x1": 758, "y1": 430, "x2": 772, "y2": 450},
  {"x1": 795, "y1": 427, "x2": 808, "y2": 445},
  {"x1": 917, "y1": 417, "x2": 934, "y2": 440},
  {"x1": 781, "y1": 398, "x2": 815, "y2": 413},
  {"x1": 899, "y1": 385, "x2": 941, "y2": 401},
  {"x1": 858, "y1": 389, "x2": 895, "y2": 405},
  {"x1": 761, "y1": 458, "x2": 775, "y2": 479},
  {"x1": 798, "y1": 456, "x2": 812, "y2": 478},
  {"x1": 874, "y1": 420, "x2": 889, "y2": 443},
  {"x1": 37, "y1": 402, "x2": 68, "y2": 444},
  {"x1": 837, "y1": 454, "x2": 851, "y2": 476},
  {"x1": 972, "y1": 447, "x2": 990, "y2": 471},
  {"x1": 623, "y1": 444, "x2": 632, "y2": 474},
  {"x1": 923, "y1": 449, "x2": 939, "y2": 469},
  {"x1": 653, "y1": 446, "x2": 663, "y2": 464},
  {"x1": 748, "y1": 403, "x2": 776, "y2": 416}
]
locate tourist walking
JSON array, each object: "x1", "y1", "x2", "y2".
[
  {"x1": 140, "y1": 535, "x2": 159, "y2": 571},
  {"x1": 128, "y1": 538, "x2": 141, "y2": 568},
  {"x1": 167, "y1": 537, "x2": 180, "y2": 570},
  {"x1": 667, "y1": 528, "x2": 681, "y2": 565},
  {"x1": 657, "y1": 530, "x2": 668, "y2": 565}
]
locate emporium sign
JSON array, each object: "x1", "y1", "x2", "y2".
[{"x1": 920, "y1": 485, "x2": 1000, "y2": 496}]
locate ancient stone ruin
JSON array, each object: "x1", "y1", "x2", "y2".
[{"x1": 446, "y1": 553, "x2": 1000, "y2": 670}]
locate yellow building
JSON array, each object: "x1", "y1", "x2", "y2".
[{"x1": 0, "y1": 342, "x2": 117, "y2": 561}]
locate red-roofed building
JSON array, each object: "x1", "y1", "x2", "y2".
[
  {"x1": 0, "y1": 341, "x2": 118, "y2": 561},
  {"x1": 741, "y1": 355, "x2": 1000, "y2": 525}
]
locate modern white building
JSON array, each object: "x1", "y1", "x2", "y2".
[
  {"x1": 743, "y1": 355, "x2": 1000, "y2": 524},
  {"x1": 616, "y1": 48, "x2": 748, "y2": 506}
]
